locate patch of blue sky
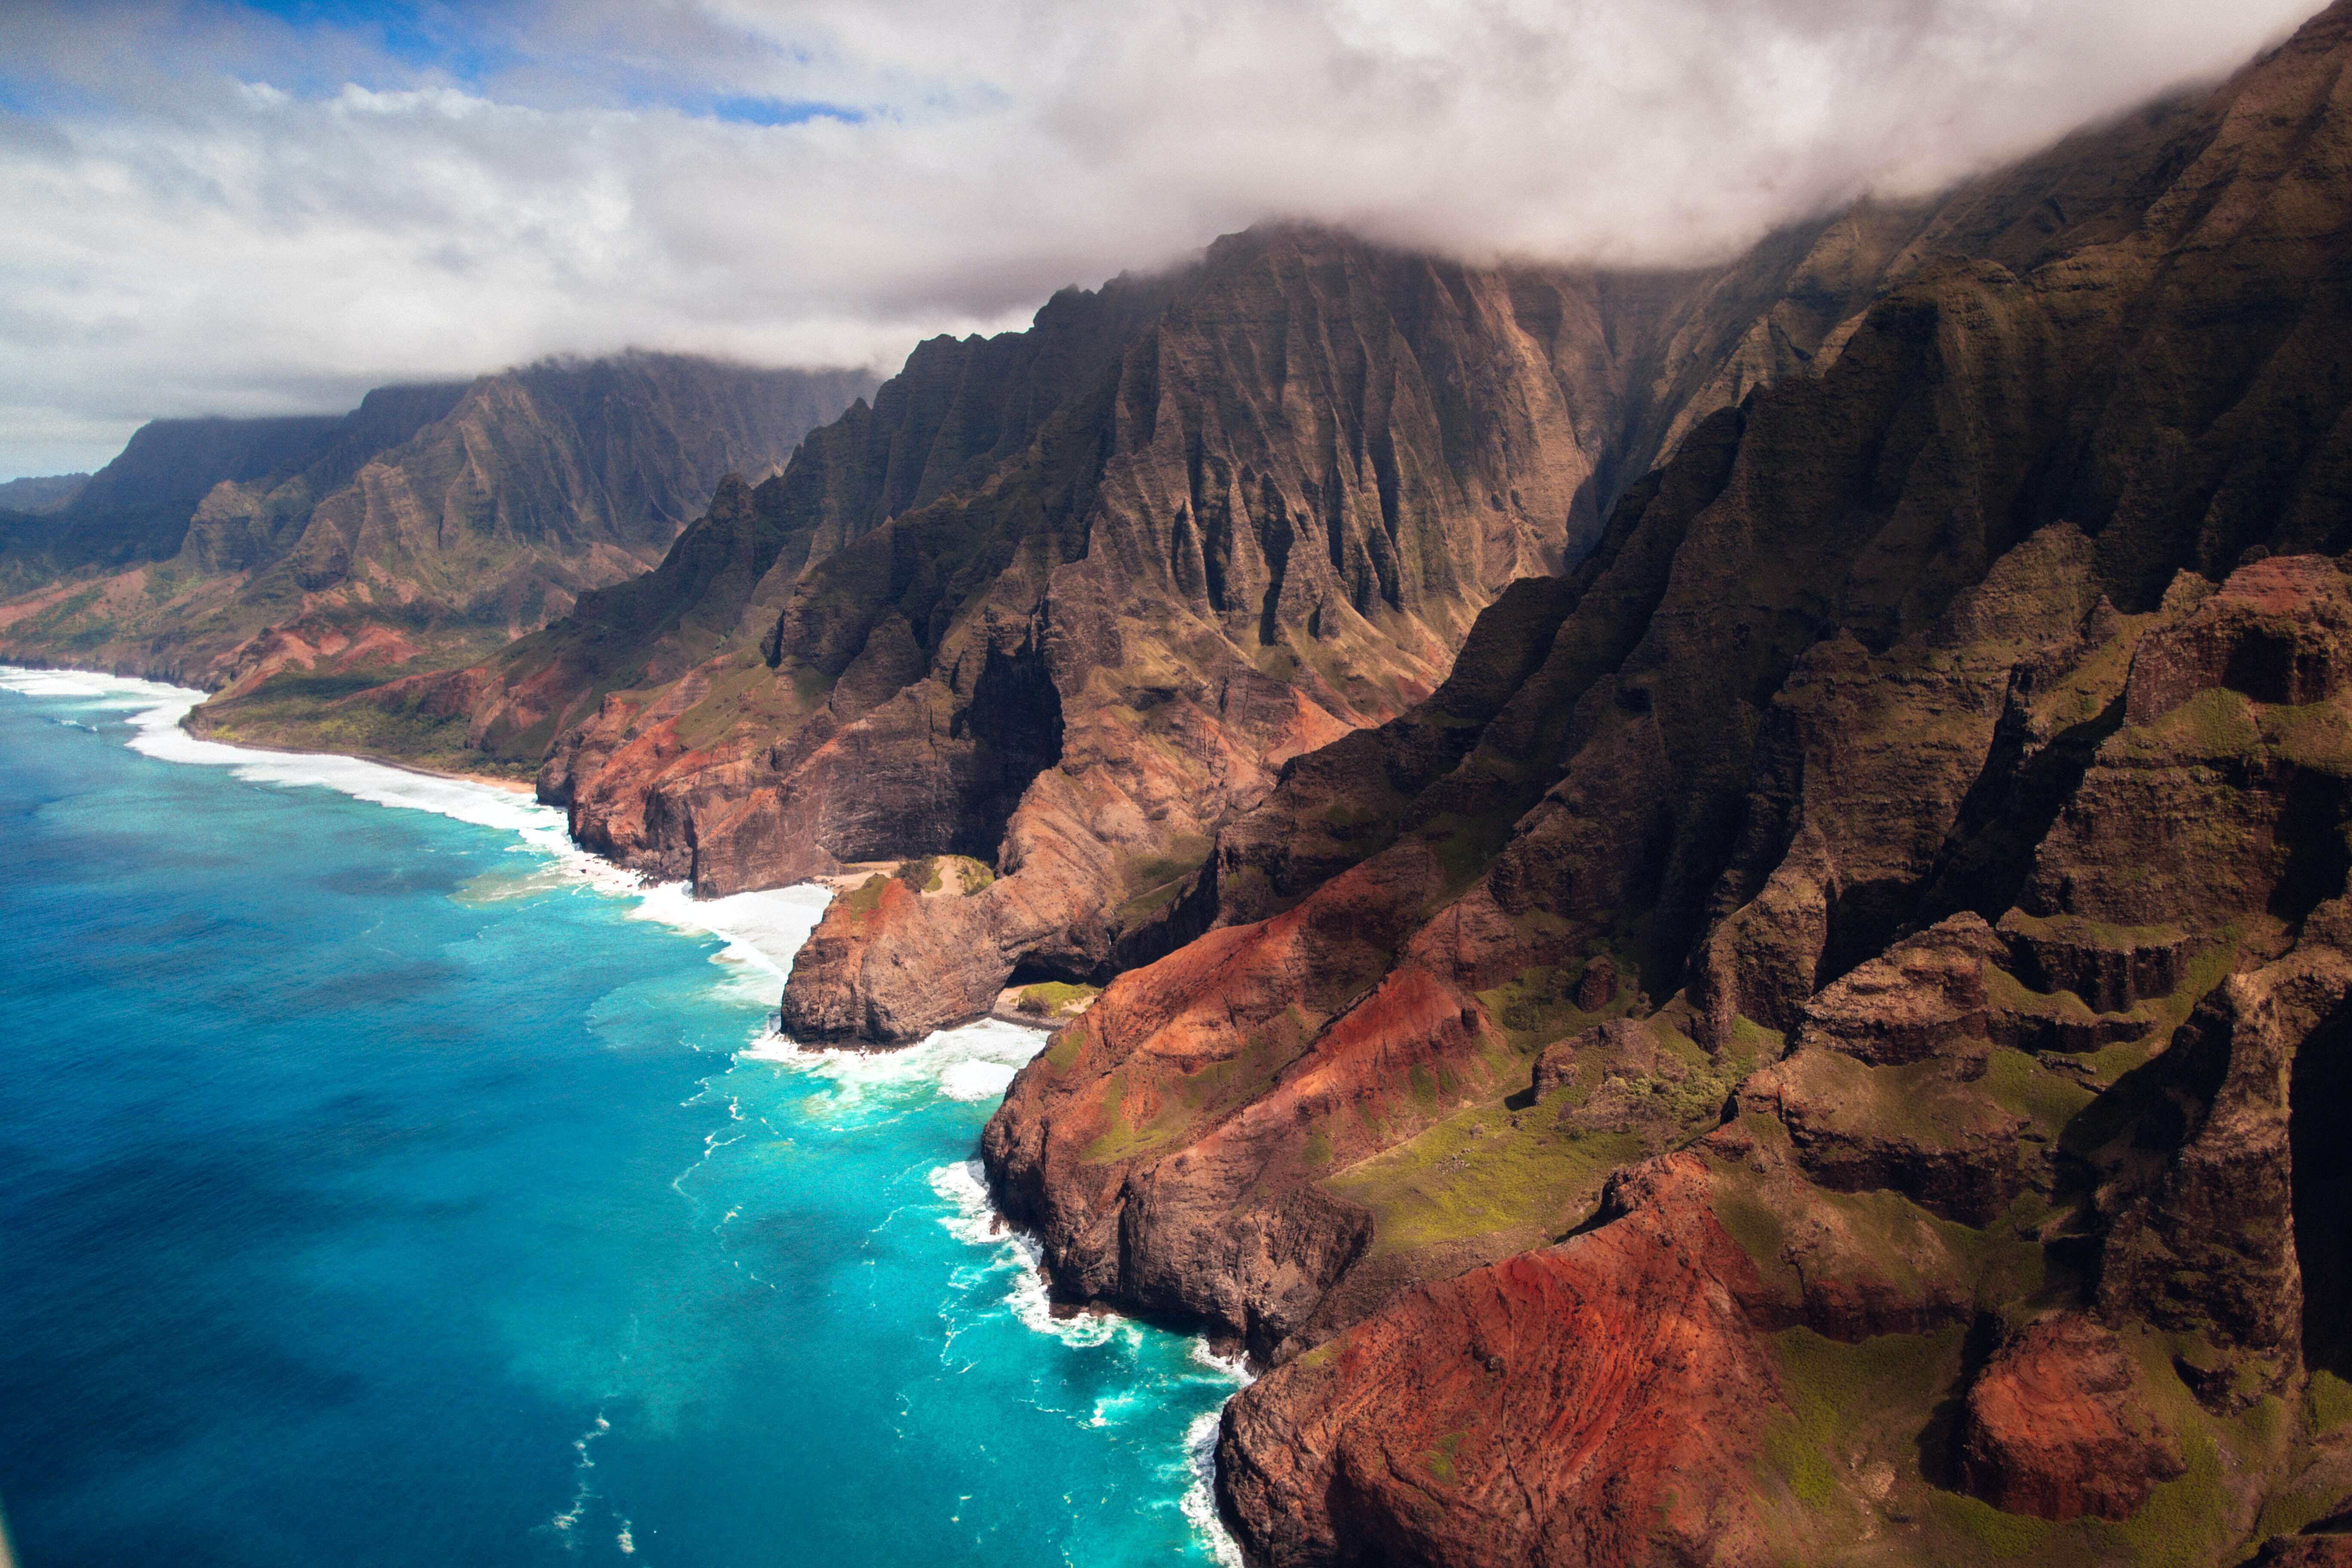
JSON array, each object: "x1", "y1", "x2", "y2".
[
  {"x1": 697, "y1": 95, "x2": 866, "y2": 127},
  {"x1": 0, "y1": 67, "x2": 124, "y2": 124},
  {"x1": 216, "y1": 1, "x2": 863, "y2": 125},
  {"x1": 225, "y1": 0, "x2": 522, "y2": 90}
]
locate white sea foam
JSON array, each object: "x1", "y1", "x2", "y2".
[
  {"x1": 927, "y1": 1135, "x2": 1257, "y2": 1568},
  {"x1": 1182, "y1": 1406, "x2": 1250, "y2": 1568},
  {"x1": 0, "y1": 665, "x2": 834, "y2": 998},
  {"x1": 1190, "y1": 1338, "x2": 1254, "y2": 1382},
  {"x1": 548, "y1": 1410, "x2": 612, "y2": 1545},
  {"x1": 937, "y1": 1052, "x2": 1024, "y2": 1103},
  {"x1": 629, "y1": 880, "x2": 831, "y2": 990},
  {"x1": 924, "y1": 1156, "x2": 1142, "y2": 1354},
  {"x1": 0, "y1": 667, "x2": 189, "y2": 706},
  {"x1": 927, "y1": 1158, "x2": 1003, "y2": 1247},
  {"x1": 771, "y1": 1017, "x2": 1047, "y2": 1109},
  {"x1": 0, "y1": 667, "x2": 571, "y2": 837},
  {"x1": 1089, "y1": 1386, "x2": 1152, "y2": 1427}
]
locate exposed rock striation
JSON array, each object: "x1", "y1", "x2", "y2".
[
  {"x1": 345, "y1": 205, "x2": 2072, "y2": 1041},
  {"x1": 1956, "y1": 1313, "x2": 2186, "y2": 1522},
  {"x1": 1216, "y1": 1157, "x2": 1787, "y2": 1568},
  {"x1": 16, "y1": 2, "x2": 2352, "y2": 1557}
]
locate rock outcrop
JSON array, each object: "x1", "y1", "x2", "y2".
[
  {"x1": 18, "y1": 0, "x2": 2352, "y2": 1557},
  {"x1": 1216, "y1": 1157, "x2": 1787, "y2": 1568},
  {"x1": 1956, "y1": 1314, "x2": 2186, "y2": 1522}
]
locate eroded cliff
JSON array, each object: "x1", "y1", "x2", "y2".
[
  {"x1": 980, "y1": 4, "x2": 2352, "y2": 1560},
  {"x1": 337, "y1": 206, "x2": 2019, "y2": 1041}
]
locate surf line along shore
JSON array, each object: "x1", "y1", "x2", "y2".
[
  {"x1": 0, "y1": 670, "x2": 1196, "y2": 1268},
  {"x1": 119, "y1": 664, "x2": 1102, "y2": 1041},
  {"x1": 0, "y1": 665, "x2": 1234, "y2": 1547},
  {"x1": 0, "y1": 663, "x2": 1254, "y2": 1566}
]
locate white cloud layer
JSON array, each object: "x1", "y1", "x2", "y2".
[{"x1": 0, "y1": 0, "x2": 2319, "y2": 477}]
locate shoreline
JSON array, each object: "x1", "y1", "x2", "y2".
[
  {"x1": 778, "y1": 1007, "x2": 1057, "y2": 1057},
  {"x1": 164, "y1": 687, "x2": 1091, "y2": 1040},
  {"x1": 6, "y1": 661, "x2": 1255, "y2": 1563},
  {"x1": 2, "y1": 677, "x2": 1252, "y2": 1565},
  {"x1": 15, "y1": 668, "x2": 1091, "y2": 1032},
  {"x1": 0, "y1": 656, "x2": 539, "y2": 795},
  {"x1": 190, "y1": 726, "x2": 541, "y2": 796}
]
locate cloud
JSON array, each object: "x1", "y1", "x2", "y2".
[{"x1": 0, "y1": 0, "x2": 2317, "y2": 476}]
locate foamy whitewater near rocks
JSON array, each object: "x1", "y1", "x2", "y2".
[
  {"x1": 0, "y1": 664, "x2": 1248, "y2": 1566},
  {"x1": 0, "y1": 665, "x2": 832, "y2": 983},
  {"x1": 0, "y1": 665, "x2": 1078, "y2": 1156}
]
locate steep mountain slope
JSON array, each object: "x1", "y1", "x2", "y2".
[
  {"x1": 0, "y1": 355, "x2": 876, "y2": 710},
  {"x1": 337, "y1": 207, "x2": 2006, "y2": 1038},
  {"x1": 979, "y1": 4, "x2": 2352, "y2": 1562},
  {"x1": 744, "y1": 143, "x2": 2230, "y2": 1045},
  {"x1": 0, "y1": 417, "x2": 341, "y2": 593}
]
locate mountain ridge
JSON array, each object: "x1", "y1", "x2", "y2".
[
  {"x1": 0, "y1": 353, "x2": 879, "y2": 722},
  {"x1": 977, "y1": 2, "x2": 2352, "y2": 1560},
  {"x1": 5, "y1": 7, "x2": 2347, "y2": 1556},
  {"x1": 273, "y1": 204, "x2": 2030, "y2": 1043}
]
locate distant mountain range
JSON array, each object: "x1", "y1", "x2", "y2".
[
  {"x1": 0, "y1": 472, "x2": 91, "y2": 514},
  {"x1": 0, "y1": 353, "x2": 878, "y2": 712}
]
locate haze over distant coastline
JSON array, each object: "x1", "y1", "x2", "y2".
[{"x1": 0, "y1": 0, "x2": 2315, "y2": 477}]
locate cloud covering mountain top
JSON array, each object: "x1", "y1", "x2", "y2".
[{"x1": 0, "y1": 0, "x2": 2315, "y2": 475}]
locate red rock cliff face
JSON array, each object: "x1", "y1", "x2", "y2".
[
  {"x1": 983, "y1": 6, "x2": 2352, "y2": 1562},
  {"x1": 1217, "y1": 1159, "x2": 1789, "y2": 1568}
]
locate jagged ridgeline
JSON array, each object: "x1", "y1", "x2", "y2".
[
  {"x1": 288, "y1": 211, "x2": 1995, "y2": 1038},
  {"x1": 0, "y1": 353, "x2": 879, "y2": 732},
  {"x1": 980, "y1": 2, "x2": 2352, "y2": 1564}
]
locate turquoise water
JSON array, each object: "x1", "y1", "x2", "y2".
[{"x1": 0, "y1": 669, "x2": 1242, "y2": 1568}]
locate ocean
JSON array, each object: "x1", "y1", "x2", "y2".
[{"x1": 0, "y1": 668, "x2": 1243, "y2": 1568}]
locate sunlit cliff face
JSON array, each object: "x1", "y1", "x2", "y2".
[{"x1": 0, "y1": 0, "x2": 2314, "y2": 476}]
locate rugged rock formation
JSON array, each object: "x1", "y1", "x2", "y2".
[
  {"x1": 1956, "y1": 1314, "x2": 2186, "y2": 1522},
  {"x1": 973, "y1": 4, "x2": 2352, "y2": 1561},
  {"x1": 9, "y1": 0, "x2": 2349, "y2": 1554},
  {"x1": 1216, "y1": 1157, "x2": 1787, "y2": 1568},
  {"x1": 0, "y1": 355, "x2": 876, "y2": 747},
  {"x1": 161, "y1": 29, "x2": 2257, "y2": 1044},
  {"x1": 322, "y1": 197, "x2": 2089, "y2": 1041}
]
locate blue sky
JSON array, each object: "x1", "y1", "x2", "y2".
[
  {"x1": 0, "y1": 1, "x2": 862, "y2": 125},
  {"x1": 230, "y1": 1, "x2": 511, "y2": 78},
  {"x1": 0, "y1": 0, "x2": 2321, "y2": 476},
  {"x1": 219, "y1": 0, "x2": 863, "y2": 121}
]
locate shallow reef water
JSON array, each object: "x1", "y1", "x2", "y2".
[{"x1": 0, "y1": 668, "x2": 1244, "y2": 1568}]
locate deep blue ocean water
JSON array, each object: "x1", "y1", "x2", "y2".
[{"x1": 0, "y1": 669, "x2": 1242, "y2": 1568}]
